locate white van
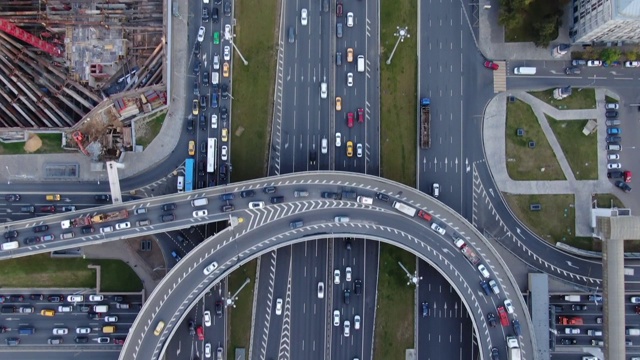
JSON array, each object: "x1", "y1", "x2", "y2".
[
  {"x1": 357, "y1": 55, "x2": 365, "y2": 73},
  {"x1": 334, "y1": 216, "x2": 350, "y2": 223},
  {"x1": 191, "y1": 198, "x2": 209, "y2": 207},
  {"x1": 1, "y1": 241, "x2": 19, "y2": 251},
  {"x1": 177, "y1": 176, "x2": 184, "y2": 193},
  {"x1": 100, "y1": 226, "x2": 114, "y2": 234},
  {"x1": 607, "y1": 144, "x2": 621, "y2": 151},
  {"x1": 211, "y1": 72, "x2": 219, "y2": 85},
  {"x1": 356, "y1": 196, "x2": 373, "y2": 205},
  {"x1": 93, "y1": 305, "x2": 109, "y2": 313},
  {"x1": 513, "y1": 67, "x2": 537, "y2": 75}
]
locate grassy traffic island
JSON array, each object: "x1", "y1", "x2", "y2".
[{"x1": 529, "y1": 88, "x2": 596, "y2": 110}]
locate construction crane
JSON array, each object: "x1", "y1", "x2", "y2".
[
  {"x1": 72, "y1": 131, "x2": 89, "y2": 156},
  {"x1": 0, "y1": 19, "x2": 63, "y2": 57}
]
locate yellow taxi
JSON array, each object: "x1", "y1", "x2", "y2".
[
  {"x1": 223, "y1": 62, "x2": 230, "y2": 77},
  {"x1": 346, "y1": 141, "x2": 353, "y2": 157},
  {"x1": 46, "y1": 194, "x2": 61, "y2": 201},
  {"x1": 336, "y1": 97, "x2": 342, "y2": 111},
  {"x1": 188, "y1": 141, "x2": 195, "y2": 156},
  {"x1": 347, "y1": 48, "x2": 354, "y2": 62},
  {"x1": 222, "y1": 128, "x2": 228, "y2": 142},
  {"x1": 192, "y1": 99, "x2": 199, "y2": 115},
  {"x1": 153, "y1": 321, "x2": 165, "y2": 336},
  {"x1": 40, "y1": 309, "x2": 55, "y2": 317}
]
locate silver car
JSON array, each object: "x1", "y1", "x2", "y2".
[{"x1": 223, "y1": 46, "x2": 231, "y2": 61}]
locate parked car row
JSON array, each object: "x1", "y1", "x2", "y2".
[{"x1": 604, "y1": 104, "x2": 633, "y2": 193}]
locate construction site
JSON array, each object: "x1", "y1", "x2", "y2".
[{"x1": 0, "y1": 0, "x2": 168, "y2": 161}]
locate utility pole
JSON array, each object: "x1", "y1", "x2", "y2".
[
  {"x1": 386, "y1": 26, "x2": 409, "y2": 65},
  {"x1": 398, "y1": 261, "x2": 422, "y2": 286},
  {"x1": 224, "y1": 277, "x2": 251, "y2": 308}
]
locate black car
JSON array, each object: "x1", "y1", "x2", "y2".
[
  {"x1": 559, "y1": 338, "x2": 577, "y2": 345},
  {"x1": 215, "y1": 301, "x2": 223, "y2": 317},
  {"x1": 60, "y1": 206, "x2": 76, "y2": 212},
  {"x1": 186, "y1": 119, "x2": 194, "y2": 132},
  {"x1": 200, "y1": 95, "x2": 208, "y2": 111},
  {"x1": 480, "y1": 280, "x2": 492, "y2": 296},
  {"x1": 199, "y1": 113, "x2": 206, "y2": 130},
  {"x1": 193, "y1": 81, "x2": 199, "y2": 96},
  {"x1": 94, "y1": 194, "x2": 111, "y2": 202},
  {"x1": 112, "y1": 296, "x2": 124, "y2": 302},
  {"x1": 270, "y1": 196, "x2": 284, "y2": 204},
  {"x1": 240, "y1": 190, "x2": 255, "y2": 198},
  {"x1": 9, "y1": 295, "x2": 24, "y2": 302},
  {"x1": 220, "y1": 193, "x2": 235, "y2": 201},
  {"x1": 33, "y1": 225, "x2": 49, "y2": 233},
  {"x1": 321, "y1": 192, "x2": 338, "y2": 199},
  {"x1": 571, "y1": 304, "x2": 587, "y2": 311},
  {"x1": 202, "y1": 71, "x2": 209, "y2": 86},
  {"x1": 212, "y1": 7, "x2": 219, "y2": 22},
  {"x1": 606, "y1": 136, "x2": 621, "y2": 143},
  {"x1": 162, "y1": 203, "x2": 177, "y2": 211},
  {"x1": 354, "y1": 279, "x2": 362, "y2": 295},
  {"x1": 220, "y1": 106, "x2": 229, "y2": 121},
  {"x1": 77, "y1": 305, "x2": 90, "y2": 312},
  {"x1": 194, "y1": 42, "x2": 201, "y2": 56},
  {"x1": 309, "y1": 150, "x2": 317, "y2": 165},
  {"x1": 564, "y1": 66, "x2": 581, "y2": 75},
  {"x1": 202, "y1": 7, "x2": 209, "y2": 21},
  {"x1": 48, "y1": 295, "x2": 62, "y2": 302},
  {"x1": 571, "y1": 59, "x2": 587, "y2": 66},
  {"x1": 491, "y1": 347, "x2": 500, "y2": 360},
  {"x1": 375, "y1": 192, "x2": 390, "y2": 202},
  {"x1": 161, "y1": 214, "x2": 175, "y2": 222},
  {"x1": 608, "y1": 171, "x2": 624, "y2": 179},
  {"x1": 605, "y1": 110, "x2": 619, "y2": 118},
  {"x1": 263, "y1": 186, "x2": 277, "y2": 194},
  {"x1": 29, "y1": 294, "x2": 44, "y2": 301},
  {"x1": 221, "y1": 83, "x2": 229, "y2": 99},
  {"x1": 188, "y1": 320, "x2": 195, "y2": 335},
  {"x1": 487, "y1": 312, "x2": 497, "y2": 327},
  {"x1": 512, "y1": 319, "x2": 521, "y2": 336},
  {"x1": 421, "y1": 302, "x2": 429, "y2": 317},
  {"x1": 81, "y1": 226, "x2": 95, "y2": 234},
  {"x1": 344, "y1": 289, "x2": 350, "y2": 305},
  {"x1": 75, "y1": 337, "x2": 89, "y2": 343},
  {"x1": 4, "y1": 230, "x2": 18, "y2": 239},
  {"x1": 200, "y1": 141, "x2": 206, "y2": 153},
  {"x1": 223, "y1": 1, "x2": 231, "y2": 16},
  {"x1": 193, "y1": 61, "x2": 201, "y2": 74},
  {"x1": 5, "y1": 194, "x2": 20, "y2": 202},
  {"x1": 176, "y1": 234, "x2": 188, "y2": 246},
  {"x1": 23, "y1": 237, "x2": 40, "y2": 245},
  {"x1": 616, "y1": 180, "x2": 632, "y2": 193},
  {"x1": 221, "y1": 205, "x2": 234, "y2": 212}
]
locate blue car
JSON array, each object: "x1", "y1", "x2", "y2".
[
  {"x1": 607, "y1": 127, "x2": 621, "y2": 135},
  {"x1": 421, "y1": 302, "x2": 429, "y2": 317},
  {"x1": 171, "y1": 251, "x2": 182, "y2": 262}
]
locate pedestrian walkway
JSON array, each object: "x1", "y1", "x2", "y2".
[
  {"x1": 483, "y1": 89, "x2": 616, "y2": 236},
  {"x1": 493, "y1": 61, "x2": 507, "y2": 93},
  {"x1": 0, "y1": 1, "x2": 189, "y2": 184}
]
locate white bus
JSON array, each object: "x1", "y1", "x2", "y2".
[
  {"x1": 177, "y1": 176, "x2": 184, "y2": 193},
  {"x1": 207, "y1": 138, "x2": 217, "y2": 173},
  {"x1": 392, "y1": 201, "x2": 417, "y2": 217}
]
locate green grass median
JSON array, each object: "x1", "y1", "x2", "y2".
[{"x1": 226, "y1": 259, "x2": 257, "y2": 359}]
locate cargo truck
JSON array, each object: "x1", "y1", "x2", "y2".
[
  {"x1": 420, "y1": 98, "x2": 431, "y2": 149},
  {"x1": 627, "y1": 328, "x2": 640, "y2": 336},
  {"x1": 506, "y1": 336, "x2": 521, "y2": 360},
  {"x1": 564, "y1": 295, "x2": 581, "y2": 302},
  {"x1": 60, "y1": 216, "x2": 92, "y2": 229},
  {"x1": 557, "y1": 316, "x2": 583, "y2": 325},
  {"x1": 454, "y1": 238, "x2": 481, "y2": 265},
  {"x1": 91, "y1": 210, "x2": 129, "y2": 224}
]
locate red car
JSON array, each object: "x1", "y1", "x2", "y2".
[
  {"x1": 417, "y1": 210, "x2": 432, "y2": 222},
  {"x1": 624, "y1": 170, "x2": 632, "y2": 183},
  {"x1": 196, "y1": 325, "x2": 204, "y2": 341},
  {"x1": 484, "y1": 61, "x2": 499, "y2": 70},
  {"x1": 336, "y1": 2, "x2": 343, "y2": 17},
  {"x1": 357, "y1": 108, "x2": 364, "y2": 123},
  {"x1": 497, "y1": 306, "x2": 509, "y2": 327},
  {"x1": 347, "y1": 112, "x2": 354, "y2": 128},
  {"x1": 113, "y1": 338, "x2": 125, "y2": 345},
  {"x1": 40, "y1": 206, "x2": 56, "y2": 213}
]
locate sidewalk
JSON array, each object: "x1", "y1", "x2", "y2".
[
  {"x1": 0, "y1": 1, "x2": 189, "y2": 184},
  {"x1": 483, "y1": 89, "x2": 617, "y2": 237}
]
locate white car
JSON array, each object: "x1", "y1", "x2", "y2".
[
  {"x1": 223, "y1": 46, "x2": 231, "y2": 61},
  {"x1": 347, "y1": 72, "x2": 353, "y2": 87},
  {"x1": 625, "y1": 61, "x2": 640, "y2": 68},
  {"x1": 96, "y1": 337, "x2": 110, "y2": 344},
  {"x1": 301, "y1": 8, "x2": 308, "y2": 26},
  {"x1": 204, "y1": 310, "x2": 212, "y2": 327},
  {"x1": 605, "y1": 103, "x2": 619, "y2": 110},
  {"x1": 356, "y1": 143, "x2": 363, "y2": 158},
  {"x1": 587, "y1": 60, "x2": 602, "y2": 67},
  {"x1": 275, "y1": 298, "x2": 283, "y2": 315},
  {"x1": 333, "y1": 269, "x2": 341, "y2": 284},
  {"x1": 221, "y1": 145, "x2": 228, "y2": 161},
  {"x1": 197, "y1": 26, "x2": 206, "y2": 42},
  {"x1": 193, "y1": 209, "x2": 208, "y2": 217},
  {"x1": 504, "y1": 299, "x2": 515, "y2": 314},
  {"x1": 489, "y1": 279, "x2": 500, "y2": 295},
  {"x1": 58, "y1": 305, "x2": 73, "y2": 312},
  {"x1": 52, "y1": 328, "x2": 68, "y2": 335},
  {"x1": 335, "y1": 133, "x2": 342, "y2": 147},
  {"x1": 607, "y1": 154, "x2": 620, "y2": 160},
  {"x1": 345, "y1": 267, "x2": 352, "y2": 282},
  {"x1": 333, "y1": 310, "x2": 340, "y2": 326},
  {"x1": 346, "y1": 12, "x2": 354, "y2": 27},
  {"x1": 607, "y1": 163, "x2": 622, "y2": 169},
  {"x1": 354, "y1": 315, "x2": 361, "y2": 330},
  {"x1": 211, "y1": 114, "x2": 218, "y2": 129},
  {"x1": 76, "y1": 327, "x2": 91, "y2": 334},
  {"x1": 89, "y1": 294, "x2": 103, "y2": 301},
  {"x1": 67, "y1": 295, "x2": 84, "y2": 302},
  {"x1": 105, "y1": 315, "x2": 119, "y2": 323},
  {"x1": 317, "y1": 282, "x2": 324, "y2": 298},
  {"x1": 205, "y1": 342, "x2": 212, "y2": 358},
  {"x1": 217, "y1": 347, "x2": 223, "y2": 360},
  {"x1": 343, "y1": 320, "x2": 350, "y2": 337},
  {"x1": 248, "y1": 201, "x2": 265, "y2": 209},
  {"x1": 213, "y1": 54, "x2": 220, "y2": 70},
  {"x1": 477, "y1": 264, "x2": 490, "y2": 278},
  {"x1": 224, "y1": 24, "x2": 232, "y2": 40},
  {"x1": 203, "y1": 261, "x2": 219, "y2": 275},
  {"x1": 631, "y1": 296, "x2": 640, "y2": 304},
  {"x1": 565, "y1": 327, "x2": 580, "y2": 334},
  {"x1": 430, "y1": 222, "x2": 446, "y2": 236},
  {"x1": 320, "y1": 82, "x2": 327, "y2": 99},
  {"x1": 115, "y1": 221, "x2": 131, "y2": 230}
]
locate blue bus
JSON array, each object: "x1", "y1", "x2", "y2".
[{"x1": 184, "y1": 158, "x2": 194, "y2": 192}]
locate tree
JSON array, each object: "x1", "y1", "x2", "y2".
[{"x1": 600, "y1": 48, "x2": 622, "y2": 63}]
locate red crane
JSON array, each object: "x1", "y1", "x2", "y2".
[
  {"x1": 72, "y1": 131, "x2": 89, "y2": 156},
  {"x1": 0, "y1": 19, "x2": 63, "y2": 57}
]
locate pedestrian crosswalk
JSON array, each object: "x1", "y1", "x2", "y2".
[{"x1": 493, "y1": 61, "x2": 507, "y2": 93}]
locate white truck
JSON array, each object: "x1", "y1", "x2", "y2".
[
  {"x1": 506, "y1": 336, "x2": 521, "y2": 360},
  {"x1": 564, "y1": 295, "x2": 581, "y2": 302},
  {"x1": 627, "y1": 328, "x2": 640, "y2": 336}
]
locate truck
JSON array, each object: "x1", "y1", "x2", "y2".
[
  {"x1": 60, "y1": 216, "x2": 92, "y2": 229},
  {"x1": 91, "y1": 210, "x2": 129, "y2": 224},
  {"x1": 392, "y1": 201, "x2": 417, "y2": 217},
  {"x1": 420, "y1": 98, "x2": 431, "y2": 149},
  {"x1": 557, "y1": 316, "x2": 583, "y2": 325},
  {"x1": 564, "y1": 295, "x2": 581, "y2": 302},
  {"x1": 627, "y1": 328, "x2": 640, "y2": 336},
  {"x1": 506, "y1": 336, "x2": 521, "y2": 360},
  {"x1": 454, "y1": 238, "x2": 481, "y2": 266}
]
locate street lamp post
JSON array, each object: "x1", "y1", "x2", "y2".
[
  {"x1": 230, "y1": 40, "x2": 248, "y2": 66},
  {"x1": 398, "y1": 261, "x2": 422, "y2": 286},
  {"x1": 5, "y1": 166, "x2": 11, "y2": 185},
  {"x1": 225, "y1": 277, "x2": 251, "y2": 308},
  {"x1": 386, "y1": 26, "x2": 410, "y2": 65}
]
